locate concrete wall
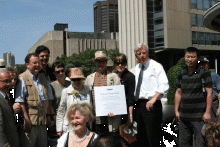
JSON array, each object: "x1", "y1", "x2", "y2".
[{"x1": 29, "y1": 31, "x2": 64, "y2": 64}]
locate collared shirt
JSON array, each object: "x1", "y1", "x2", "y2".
[
  {"x1": 134, "y1": 59, "x2": 169, "y2": 100},
  {"x1": 15, "y1": 71, "x2": 54, "y2": 104},
  {"x1": 176, "y1": 67, "x2": 212, "y2": 120}
]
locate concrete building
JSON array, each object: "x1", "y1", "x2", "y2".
[
  {"x1": 94, "y1": 0, "x2": 118, "y2": 34},
  {"x1": 118, "y1": 0, "x2": 220, "y2": 72},
  {"x1": 3, "y1": 51, "x2": 15, "y2": 67},
  {"x1": 28, "y1": 24, "x2": 119, "y2": 64}
]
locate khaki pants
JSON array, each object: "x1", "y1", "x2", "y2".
[{"x1": 24, "y1": 125, "x2": 47, "y2": 147}]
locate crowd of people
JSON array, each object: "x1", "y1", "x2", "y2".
[{"x1": 0, "y1": 44, "x2": 220, "y2": 147}]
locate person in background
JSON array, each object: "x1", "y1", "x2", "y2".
[
  {"x1": 198, "y1": 56, "x2": 220, "y2": 117},
  {"x1": 35, "y1": 45, "x2": 56, "y2": 82},
  {"x1": 0, "y1": 68, "x2": 20, "y2": 147},
  {"x1": 175, "y1": 47, "x2": 212, "y2": 147},
  {"x1": 114, "y1": 53, "x2": 135, "y2": 124},
  {"x1": 57, "y1": 103, "x2": 99, "y2": 147},
  {"x1": 65, "y1": 64, "x2": 75, "y2": 81},
  {"x1": 84, "y1": 51, "x2": 120, "y2": 134},
  {"x1": 106, "y1": 59, "x2": 114, "y2": 73},
  {"x1": 15, "y1": 53, "x2": 55, "y2": 147},
  {"x1": 92, "y1": 133, "x2": 128, "y2": 147},
  {"x1": 134, "y1": 43, "x2": 169, "y2": 147},
  {"x1": 51, "y1": 61, "x2": 71, "y2": 114},
  {"x1": 56, "y1": 67, "x2": 91, "y2": 136},
  {"x1": 205, "y1": 117, "x2": 220, "y2": 147},
  {"x1": 130, "y1": 58, "x2": 140, "y2": 75}
]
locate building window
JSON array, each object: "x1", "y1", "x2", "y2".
[
  {"x1": 192, "y1": 31, "x2": 220, "y2": 46},
  {"x1": 205, "y1": 33, "x2": 211, "y2": 45},
  {"x1": 211, "y1": 33, "x2": 217, "y2": 45},
  {"x1": 198, "y1": 32, "x2": 205, "y2": 45},
  {"x1": 204, "y1": 0, "x2": 210, "y2": 11},
  {"x1": 191, "y1": 0, "x2": 197, "y2": 9},
  {"x1": 197, "y1": 14, "x2": 203, "y2": 27},
  {"x1": 192, "y1": 31, "x2": 198, "y2": 44},
  {"x1": 155, "y1": 18, "x2": 163, "y2": 25},
  {"x1": 191, "y1": 14, "x2": 197, "y2": 26},
  {"x1": 197, "y1": 0, "x2": 203, "y2": 10}
]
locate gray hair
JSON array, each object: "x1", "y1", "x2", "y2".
[
  {"x1": 134, "y1": 43, "x2": 149, "y2": 54},
  {"x1": 0, "y1": 69, "x2": 10, "y2": 78}
]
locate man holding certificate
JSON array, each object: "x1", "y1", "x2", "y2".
[
  {"x1": 134, "y1": 43, "x2": 169, "y2": 147},
  {"x1": 84, "y1": 51, "x2": 120, "y2": 134}
]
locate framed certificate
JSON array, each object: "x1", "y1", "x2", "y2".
[{"x1": 94, "y1": 85, "x2": 127, "y2": 116}]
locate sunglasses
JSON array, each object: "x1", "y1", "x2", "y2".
[
  {"x1": 55, "y1": 70, "x2": 65, "y2": 74},
  {"x1": 115, "y1": 61, "x2": 126, "y2": 65},
  {"x1": 95, "y1": 59, "x2": 107, "y2": 64},
  {"x1": 71, "y1": 78, "x2": 81, "y2": 82}
]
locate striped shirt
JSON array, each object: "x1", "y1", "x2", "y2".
[{"x1": 176, "y1": 67, "x2": 212, "y2": 120}]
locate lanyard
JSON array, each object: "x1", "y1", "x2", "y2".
[{"x1": 95, "y1": 71, "x2": 105, "y2": 87}]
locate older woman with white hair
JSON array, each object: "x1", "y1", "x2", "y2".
[
  {"x1": 57, "y1": 103, "x2": 98, "y2": 147},
  {"x1": 56, "y1": 68, "x2": 91, "y2": 137}
]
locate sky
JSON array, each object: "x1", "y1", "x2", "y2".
[{"x1": 0, "y1": 0, "x2": 104, "y2": 64}]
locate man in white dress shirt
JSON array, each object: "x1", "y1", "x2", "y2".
[{"x1": 134, "y1": 43, "x2": 169, "y2": 147}]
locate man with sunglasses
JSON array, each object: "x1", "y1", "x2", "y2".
[
  {"x1": 85, "y1": 51, "x2": 120, "y2": 134},
  {"x1": 35, "y1": 45, "x2": 56, "y2": 82},
  {"x1": 15, "y1": 53, "x2": 55, "y2": 147}
]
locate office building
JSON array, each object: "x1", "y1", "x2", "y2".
[
  {"x1": 119, "y1": 0, "x2": 220, "y2": 72},
  {"x1": 3, "y1": 51, "x2": 15, "y2": 67},
  {"x1": 94, "y1": 0, "x2": 118, "y2": 34},
  {"x1": 28, "y1": 23, "x2": 118, "y2": 64}
]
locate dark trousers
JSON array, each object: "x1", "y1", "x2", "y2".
[
  {"x1": 179, "y1": 119, "x2": 205, "y2": 147},
  {"x1": 136, "y1": 99, "x2": 162, "y2": 147}
]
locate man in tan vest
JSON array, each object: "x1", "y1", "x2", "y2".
[{"x1": 15, "y1": 53, "x2": 55, "y2": 147}]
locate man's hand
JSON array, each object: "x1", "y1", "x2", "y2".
[
  {"x1": 108, "y1": 112, "x2": 116, "y2": 117},
  {"x1": 46, "y1": 116, "x2": 51, "y2": 127},
  {"x1": 13, "y1": 103, "x2": 21, "y2": 114},
  {"x1": 146, "y1": 98, "x2": 156, "y2": 111},
  {"x1": 23, "y1": 118, "x2": 32, "y2": 133},
  {"x1": 175, "y1": 111, "x2": 180, "y2": 124},
  {"x1": 127, "y1": 115, "x2": 133, "y2": 125},
  {"x1": 217, "y1": 108, "x2": 220, "y2": 116},
  {"x1": 203, "y1": 112, "x2": 211, "y2": 122},
  {"x1": 57, "y1": 132, "x2": 63, "y2": 137}
]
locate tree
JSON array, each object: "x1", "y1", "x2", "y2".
[
  {"x1": 56, "y1": 49, "x2": 119, "y2": 77},
  {"x1": 167, "y1": 57, "x2": 187, "y2": 105},
  {"x1": 15, "y1": 64, "x2": 26, "y2": 74}
]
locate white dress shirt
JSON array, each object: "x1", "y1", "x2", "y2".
[{"x1": 134, "y1": 59, "x2": 169, "y2": 100}]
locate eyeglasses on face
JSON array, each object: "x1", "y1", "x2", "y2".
[
  {"x1": 55, "y1": 69, "x2": 65, "y2": 74},
  {"x1": 71, "y1": 78, "x2": 81, "y2": 82},
  {"x1": 0, "y1": 80, "x2": 12, "y2": 84},
  {"x1": 95, "y1": 59, "x2": 107, "y2": 64}
]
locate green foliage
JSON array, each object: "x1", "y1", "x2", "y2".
[
  {"x1": 55, "y1": 49, "x2": 119, "y2": 77},
  {"x1": 15, "y1": 64, "x2": 26, "y2": 74},
  {"x1": 167, "y1": 57, "x2": 187, "y2": 105}
]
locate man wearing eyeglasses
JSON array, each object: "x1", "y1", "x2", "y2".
[
  {"x1": 15, "y1": 53, "x2": 55, "y2": 147},
  {"x1": 35, "y1": 45, "x2": 56, "y2": 83},
  {"x1": 0, "y1": 68, "x2": 20, "y2": 147},
  {"x1": 85, "y1": 51, "x2": 120, "y2": 134}
]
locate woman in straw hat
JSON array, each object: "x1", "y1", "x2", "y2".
[{"x1": 56, "y1": 67, "x2": 91, "y2": 137}]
